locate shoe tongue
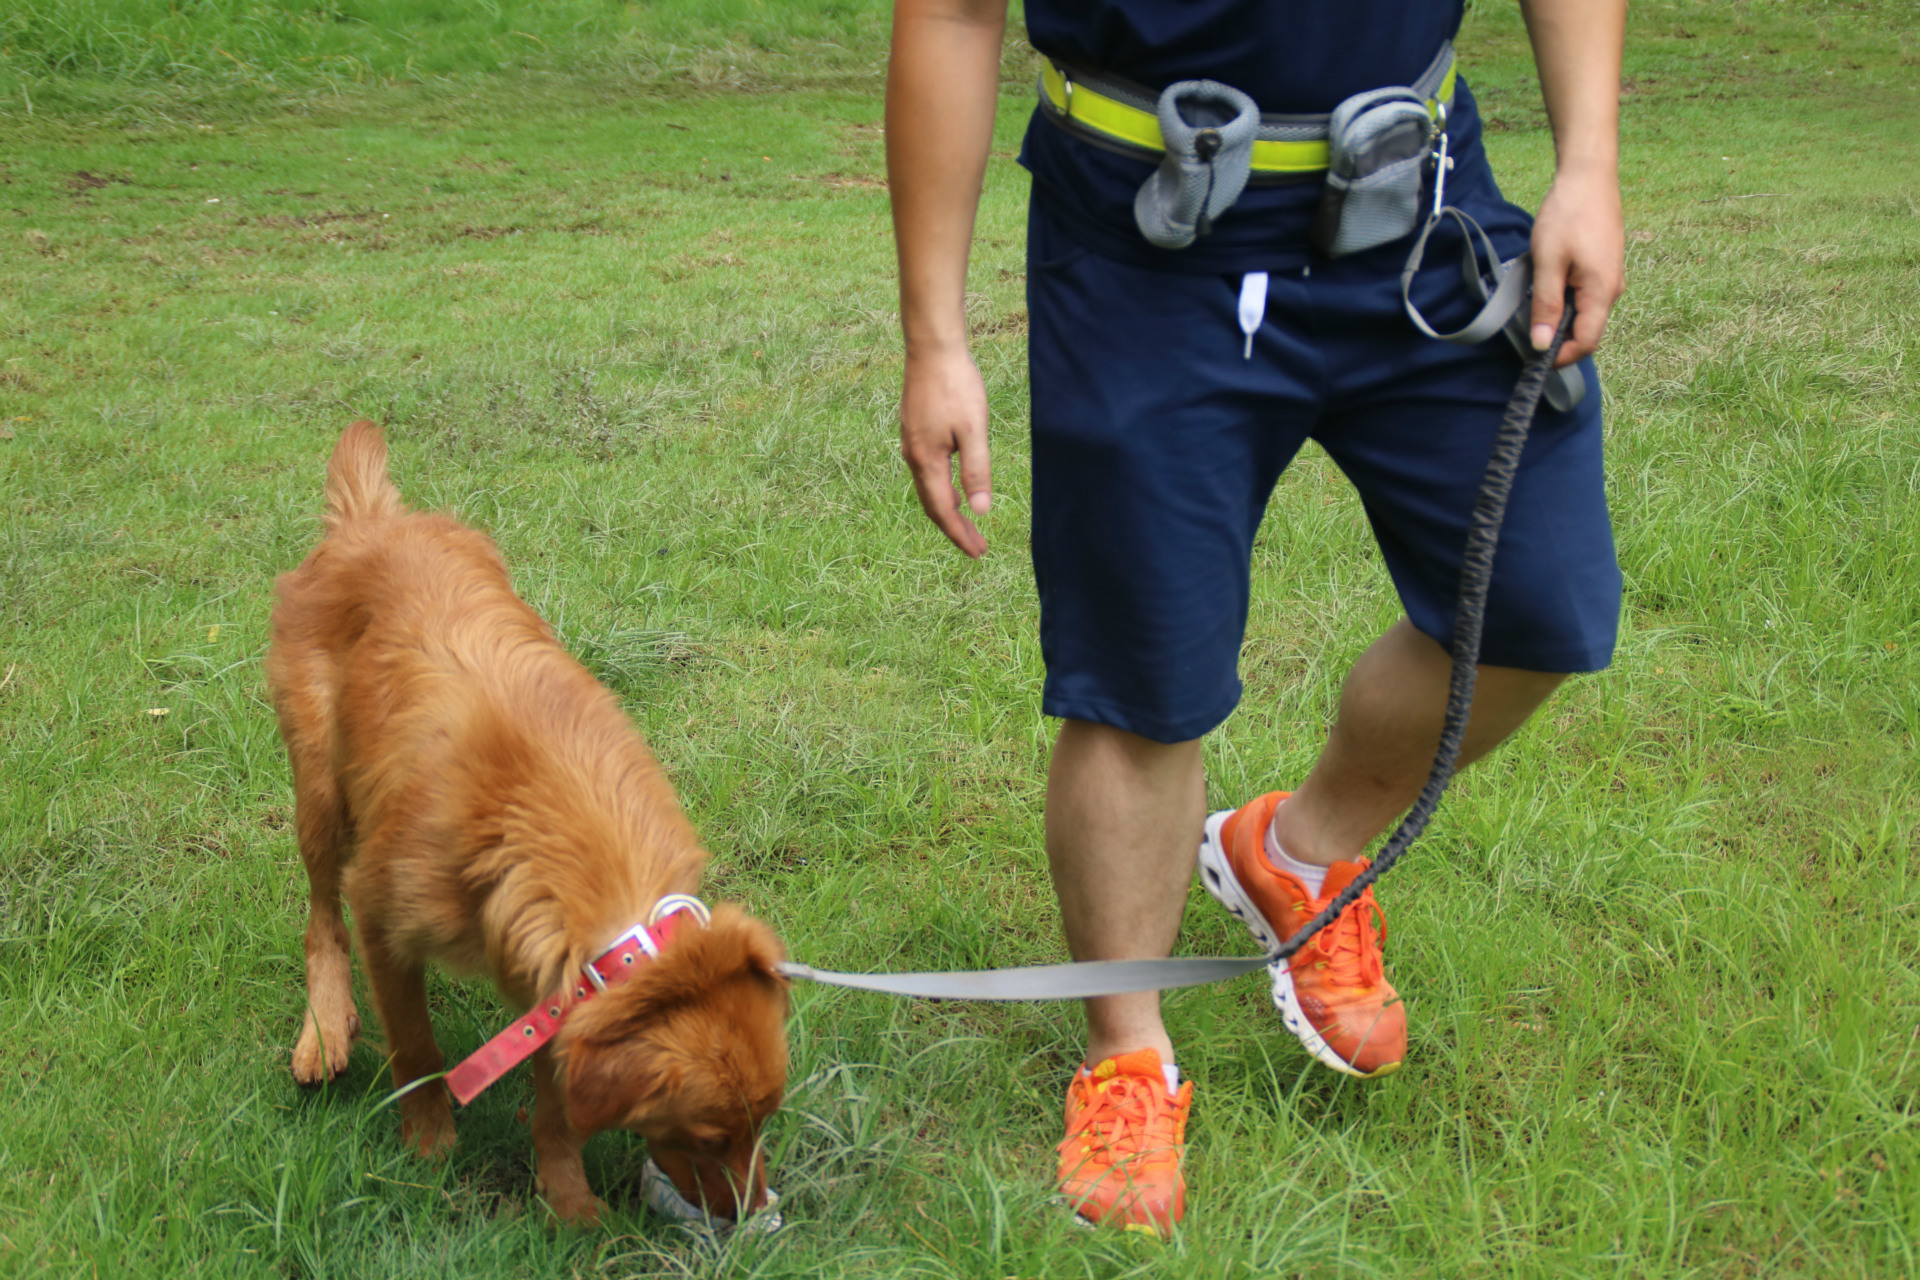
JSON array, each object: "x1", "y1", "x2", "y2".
[{"x1": 1093, "y1": 1048, "x2": 1164, "y2": 1083}]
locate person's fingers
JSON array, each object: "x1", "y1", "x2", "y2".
[
  {"x1": 955, "y1": 417, "x2": 992, "y2": 516},
  {"x1": 1531, "y1": 169, "x2": 1625, "y2": 368},
  {"x1": 899, "y1": 352, "x2": 991, "y2": 556},
  {"x1": 1560, "y1": 274, "x2": 1613, "y2": 367},
  {"x1": 904, "y1": 438, "x2": 986, "y2": 558},
  {"x1": 1530, "y1": 247, "x2": 1569, "y2": 357}
]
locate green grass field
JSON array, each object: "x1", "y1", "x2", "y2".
[{"x1": 3, "y1": 1, "x2": 1917, "y2": 1275}]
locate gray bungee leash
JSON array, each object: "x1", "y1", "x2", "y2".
[{"x1": 776, "y1": 300, "x2": 1580, "y2": 1002}]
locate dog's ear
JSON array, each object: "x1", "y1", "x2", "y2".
[
  {"x1": 561, "y1": 1034, "x2": 679, "y2": 1136},
  {"x1": 732, "y1": 912, "x2": 789, "y2": 989}
]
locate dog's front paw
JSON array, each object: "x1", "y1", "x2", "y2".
[
  {"x1": 538, "y1": 1180, "x2": 605, "y2": 1227},
  {"x1": 399, "y1": 1091, "x2": 458, "y2": 1159},
  {"x1": 291, "y1": 1009, "x2": 360, "y2": 1085}
]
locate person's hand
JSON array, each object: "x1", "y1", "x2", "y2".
[
  {"x1": 900, "y1": 346, "x2": 992, "y2": 558},
  {"x1": 1528, "y1": 163, "x2": 1625, "y2": 368}
]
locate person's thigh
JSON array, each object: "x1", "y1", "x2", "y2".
[
  {"x1": 1306, "y1": 195, "x2": 1623, "y2": 673},
  {"x1": 1026, "y1": 203, "x2": 1317, "y2": 743}
]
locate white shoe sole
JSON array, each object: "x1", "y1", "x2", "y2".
[
  {"x1": 1197, "y1": 808, "x2": 1381, "y2": 1080},
  {"x1": 1059, "y1": 1201, "x2": 1170, "y2": 1238}
]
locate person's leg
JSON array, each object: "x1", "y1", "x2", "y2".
[
  {"x1": 1047, "y1": 726, "x2": 1202, "y2": 1236},
  {"x1": 1045, "y1": 720, "x2": 1204, "y2": 1067},
  {"x1": 1195, "y1": 622, "x2": 1567, "y2": 1082},
  {"x1": 1271, "y1": 618, "x2": 1565, "y2": 865},
  {"x1": 1024, "y1": 206, "x2": 1315, "y2": 1230},
  {"x1": 1277, "y1": 185, "x2": 1618, "y2": 868},
  {"x1": 1197, "y1": 208, "x2": 1619, "y2": 1079}
]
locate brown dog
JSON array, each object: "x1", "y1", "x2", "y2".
[{"x1": 266, "y1": 420, "x2": 788, "y2": 1225}]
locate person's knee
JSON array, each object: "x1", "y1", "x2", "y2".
[
  {"x1": 1473, "y1": 664, "x2": 1568, "y2": 721},
  {"x1": 1338, "y1": 621, "x2": 1568, "y2": 747},
  {"x1": 1482, "y1": 662, "x2": 1569, "y2": 693},
  {"x1": 1057, "y1": 718, "x2": 1202, "y2": 764}
]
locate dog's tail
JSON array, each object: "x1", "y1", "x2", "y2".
[{"x1": 324, "y1": 419, "x2": 402, "y2": 529}]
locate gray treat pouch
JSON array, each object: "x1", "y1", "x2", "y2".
[
  {"x1": 1133, "y1": 79, "x2": 1260, "y2": 251},
  {"x1": 1310, "y1": 87, "x2": 1436, "y2": 258}
]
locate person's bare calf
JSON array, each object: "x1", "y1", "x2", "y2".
[
  {"x1": 1044, "y1": 721, "x2": 1203, "y2": 1066},
  {"x1": 1274, "y1": 618, "x2": 1567, "y2": 866}
]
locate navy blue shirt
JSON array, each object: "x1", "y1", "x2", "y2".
[{"x1": 1018, "y1": 0, "x2": 1510, "y2": 273}]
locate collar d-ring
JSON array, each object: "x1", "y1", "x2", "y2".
[{"x1": 649, "y1": 893, "x2": 712, "y2": 928}]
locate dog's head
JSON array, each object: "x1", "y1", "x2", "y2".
[{"x1": 557, "y1": 904, "x2": 789, "y2": 1219}]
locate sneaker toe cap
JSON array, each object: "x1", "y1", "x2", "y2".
[
  {"x1": 1066, "y1": 1180, "x2": 1183, "y2": 1232},
  {"x1": 1330, "y1": 998, "x2": 1407, "y2": 1075}
]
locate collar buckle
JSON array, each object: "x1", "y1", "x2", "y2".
[{"x1": 581, "y1": 896, "x2": 711, "y2": 991}]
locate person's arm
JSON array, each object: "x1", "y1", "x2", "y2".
[
  {"x1": 887, "y1": 0, "x2": 1008, "y2": 558},
  {"x1": 1518, "y1": 0, "x2": 1627, "y2": 368}
]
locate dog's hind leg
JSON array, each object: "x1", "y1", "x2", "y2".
[
  {"x1": 288, "y1": 745, "x2": 361, "y2": 1087},
  {"x1": 357, "y1": 919, "x2": 458, "y2": 1158}
]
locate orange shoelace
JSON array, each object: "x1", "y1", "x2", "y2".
[
  {"x1": 1062, "y1": 1074, "x2": 1180, "y2": 1165},
  {"x1": 1297, "y1": 886, "x2": 1389, "y2": 989}
]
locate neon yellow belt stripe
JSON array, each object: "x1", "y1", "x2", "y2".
[{"x1": 1038, "y1": 60, "x2": 1458, "y2": 175}]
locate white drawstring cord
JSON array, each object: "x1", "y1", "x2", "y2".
[{"x1": 1238, "y1": 271, "x2": 1269, "y2": 359}]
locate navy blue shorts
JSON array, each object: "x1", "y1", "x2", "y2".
[{"x1": 1026, "y1": 199, "x2": 1622, "y2": 745}]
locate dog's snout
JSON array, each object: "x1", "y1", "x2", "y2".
[
  {"x1": 732, "y1": 1155, "x2": 770, "y2": 1215},
  {"x1": 655, "y1": 1145, "x2": 769, "y2": 1221}
]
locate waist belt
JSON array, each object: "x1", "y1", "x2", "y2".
[{"x1": 1037, "y1": 42, "x2": 1457, "y2": 176}]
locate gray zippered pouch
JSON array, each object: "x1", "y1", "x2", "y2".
[{"x1": 1310, "y1": 87, "x2": 1436, "y2": 258}]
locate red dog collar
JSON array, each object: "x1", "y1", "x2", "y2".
[{"x1": 446, "y1": 898, "x2": 708, "y2": 1106}]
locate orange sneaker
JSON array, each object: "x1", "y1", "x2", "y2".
[
  {"x1": 1055, "y1": 1048, "x2": 1190, "y2": 1235},
  {"x1": 1197, "y1": 792, "x2": 1406, "y2": 1078}
]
